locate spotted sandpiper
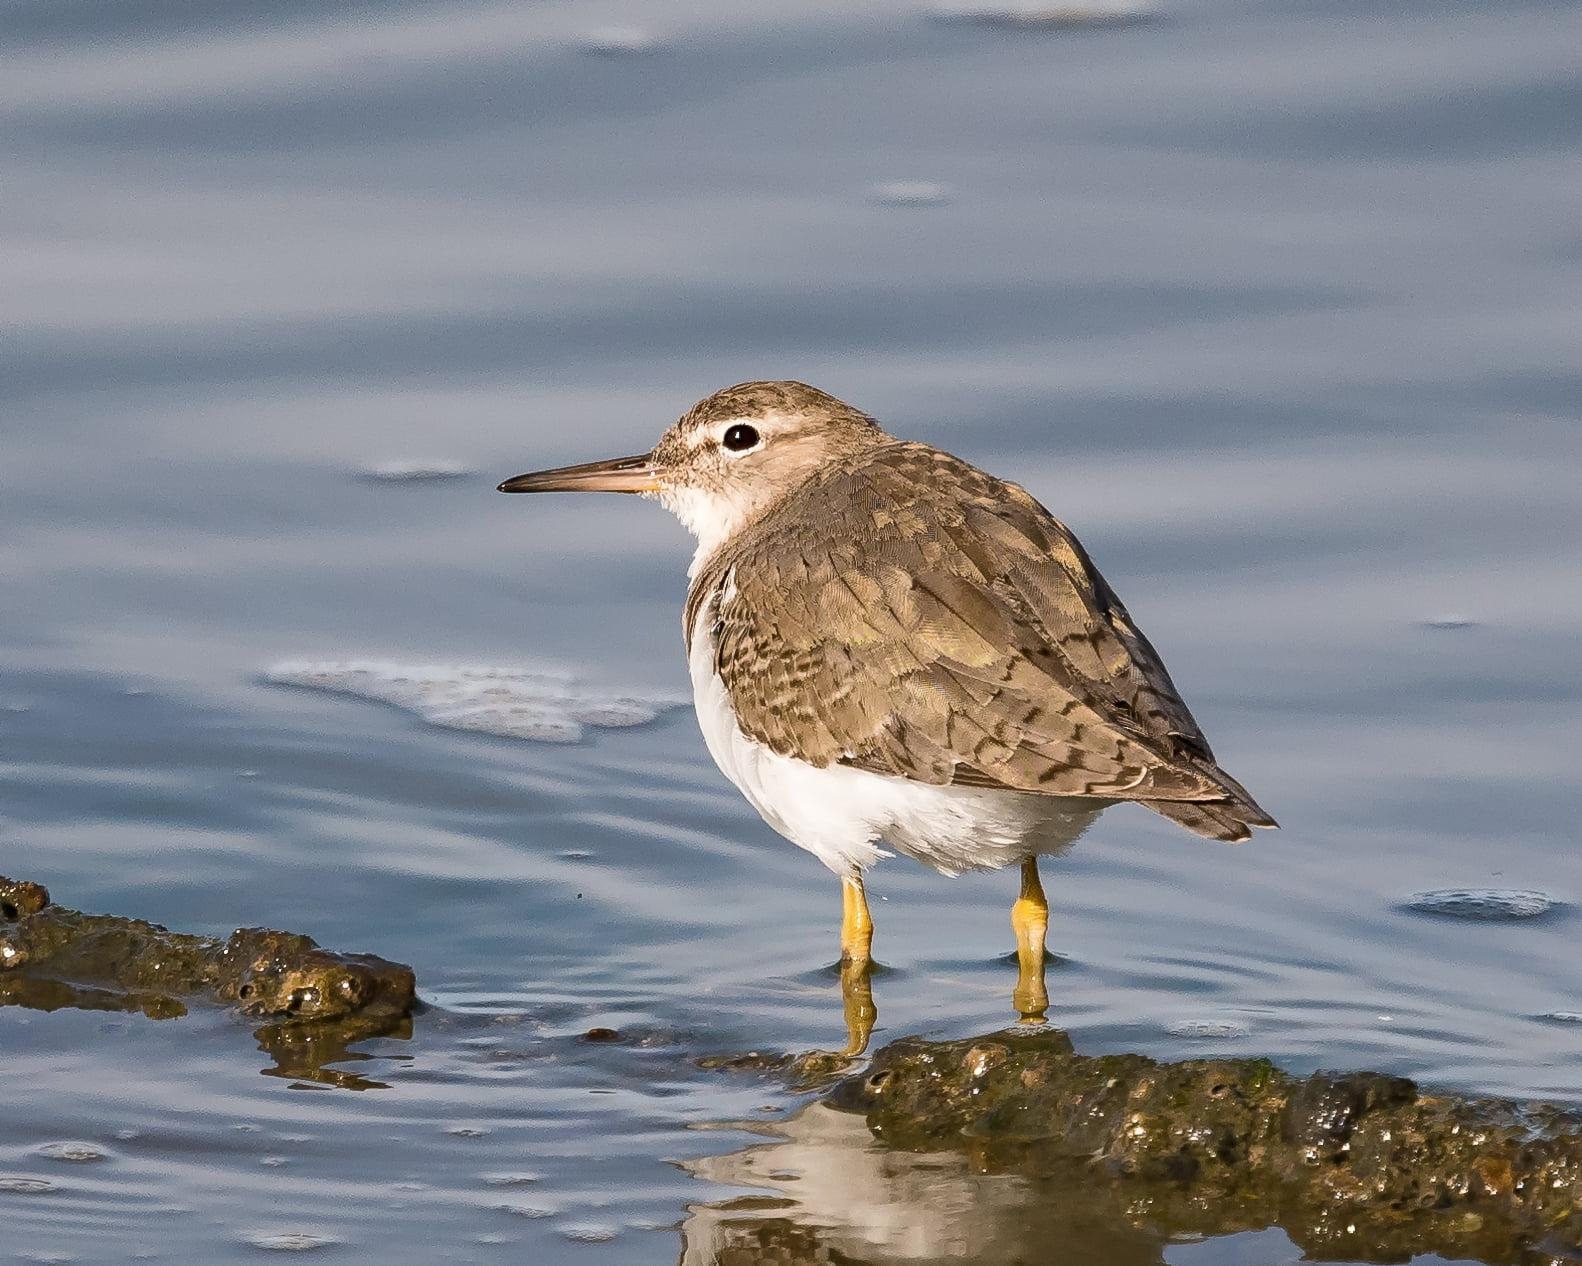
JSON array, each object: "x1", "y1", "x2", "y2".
[{"x1": 499, "y1": 381, "x2": 1275, "y2": 1048}]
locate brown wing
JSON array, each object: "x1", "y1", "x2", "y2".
[{"x1": 686, "y1": 443, "x2": 1274, "y2": 837}]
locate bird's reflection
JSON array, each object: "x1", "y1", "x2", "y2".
[
  {"x1": 836, "y1": 934, "x2": 1050, "y2": 1057},
  {"x1": 839, "y1": 957, "x2": 878, "y2": 1055},
  {"x1": 682, "y1": 1100, "x2": 1171, "y2": 1266}
]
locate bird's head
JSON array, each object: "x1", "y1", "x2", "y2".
[{"x1": 498, "y1": 381, "x2": 888, "y2": 558}]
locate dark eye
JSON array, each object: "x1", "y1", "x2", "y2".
[{"x1": 721, "y1": 423, "x2": 760, "y2": 452}]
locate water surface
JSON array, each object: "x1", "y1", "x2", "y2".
[{"x1": 3, "y1": 0, "x2": 1580, "y2": 1261}]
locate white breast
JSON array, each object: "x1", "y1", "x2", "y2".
[{"x1": 687, "y1": 601, "x2": 1107, "y2": 878}]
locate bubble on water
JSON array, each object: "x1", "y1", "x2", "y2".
[
  {"x1": 0, "y1": 1177, "x2": 54, "y2": 1193},
  {"x1": 560, "y1": 1223, "x2": 618, "y2": 1243},
  {"x1": 931, "y1": 1, "x2": 1156, "y2": 29},
  {"x1": 35, "y1": 1142, "x2": 108, "y2": 1163},
  {"x1": 867, "y1": 180, "x2": 952, "y2": 208},
  {"x1": 1404, "y1": 889, "x2": 1557, "y2": 920},
  {"x1": 497, "y1": 1203, "x2": 555, "y2": 1219},
  {"x1": 246, "y1": 1232, "x2": 340, "y2": 1252},
  {"x1": 263, "y1": 660, "x2": 681, "y2": 743},
  {"x1": 447, "y1": 1125, "x2": 491, "y2": 1138},
  {"x1": 260, "y1": 1156, "x2": 289, "y2": 1168},
  {"x1": 1164, "y1": 1018, "x2": 1251, "y2": 1039},
  {"x1": 578, "y1": 26, "x2": 659, "y2": 55},
  {"x1": 358, "y1": 460, "x2": 472, "y2": 482},
  {"x1": 483, "y1": 1173, "x2": 544, "y2": 1187}
]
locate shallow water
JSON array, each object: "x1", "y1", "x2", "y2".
[{"x1": 3, "y1": 0, "x2": 1581, "y2": 1261}]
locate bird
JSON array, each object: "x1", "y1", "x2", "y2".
[{"x1": 499, "y1": 381, "x2": 1275, "y2": 1048}]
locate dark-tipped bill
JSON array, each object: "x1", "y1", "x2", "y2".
[{"x1": 497, "y1": 454, "x2": 657, "y2": 495}]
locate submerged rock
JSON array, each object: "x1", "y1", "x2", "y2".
[{"x1": 697, "y1": 1047, "x2": 861, "y2": 1091}]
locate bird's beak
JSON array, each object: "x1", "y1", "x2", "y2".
[{"x1": 496, "y1": 453, "x2": 659, "y2": 495}]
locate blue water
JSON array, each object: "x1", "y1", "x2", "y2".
[{"x1": 3, "y1": 0, "x2": 1581, "y2": 1261}]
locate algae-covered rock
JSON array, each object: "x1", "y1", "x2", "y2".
[
  {"x1": 0, "y1": 876, "x2": 414, "y2": 1024},
  {"x1": 0, "y1": 873, "x2": 416, "y2": 1086},
  {"x1": 815, "y1": 1028, "x2": 1582, "y2": 1264},
  {"x1": 214, "y1": 927, "x2": 415, "y2": 1023}
]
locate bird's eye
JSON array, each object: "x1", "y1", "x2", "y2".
[{"x1": 721, "y1": 423, "x2": 760, "y2": 452}]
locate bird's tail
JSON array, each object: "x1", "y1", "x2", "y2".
[{"x1": 1148, "y1": 790, "x2": 1278, "y2": 843}]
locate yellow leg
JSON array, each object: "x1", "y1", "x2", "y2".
[
  {"x1": 1010, "y1": 857, "x2": 1050, "y2": 1024},
  {"x1": 840, "y1": 874, "x2": 874, "y2": 965},
  {"x1": 837, "y1": 875, "x2": 876, "y2": 1055}
]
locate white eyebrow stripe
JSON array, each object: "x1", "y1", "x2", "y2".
[{"x1": 686, "y1": 421, "x2": 740, "y2": 449}]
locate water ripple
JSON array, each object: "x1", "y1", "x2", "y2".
[{"x1": 1403, "y1": 889, "x2": 1559, "y2": 921}]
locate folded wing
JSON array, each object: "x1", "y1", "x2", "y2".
[{"x1": 686, "y1": 444, "x2": 1275, "y2": 840}]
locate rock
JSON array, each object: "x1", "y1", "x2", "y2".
[
  {"x1": 0, "y1": 873, "x2": 416, "y2": 1086},
  {"x1": 811, "y1": 1028, "x2": 1582, "y2": 1263}
]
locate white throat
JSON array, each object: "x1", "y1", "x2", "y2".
[{"x1": 654, "y1": 484, "x2": 762, "y2": 577}]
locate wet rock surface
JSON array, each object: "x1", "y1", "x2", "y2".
[
  {"x1": 0, "y1": 874, "x2": 416, "y2": 1085},
  {"x1": 800, "y1": 1028, "x2": 1582, "y2": 1264},
  {"x1": 697, "y1": 1048, "x2": 862, "y2": 1091}
]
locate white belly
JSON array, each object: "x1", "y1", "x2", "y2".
[{"x1": 687, "y1": 609, "x2": 1107, "y2": 877}]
